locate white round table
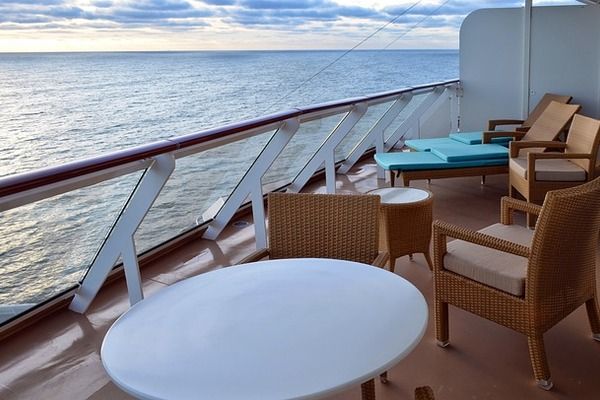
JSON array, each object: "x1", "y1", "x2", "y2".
[{"x1": 101, "y1": 258, "x2": 428, "y2": 400}]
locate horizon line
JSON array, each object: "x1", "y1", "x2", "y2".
[{"x1": 0, "y1": 48, "x2": 459, "y2": 55}]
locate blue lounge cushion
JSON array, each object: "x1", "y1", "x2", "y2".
[
  {"x1": 405, "y1": 132, "x2": 512, "y2": 152},
  {"x1": 405, "y1": 137, "x2": 457, "y2": 152},
  {"x1": 374, "y1": 151, "x2": 507, "y2": 171},
  {"x1": 449, "y1": 131, "x2": 512, "y2": 145},
  {"x1": 430, "y1": 144, "x2": 508, "y2": 162}
]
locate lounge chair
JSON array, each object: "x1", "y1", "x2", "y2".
[
  {"x1": 404, "y1": 93, "x2": 572, "y2": 151},
  {"x1": 432, "y1": 181, "x2": 600, "y2": 390},
  {"x1": 375, "y1": 101, "x2": 581, "y2": 187}
]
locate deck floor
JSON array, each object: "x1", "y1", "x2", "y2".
[{"x1": 1, "y1": 161, "x2": 599, "y2": 400}]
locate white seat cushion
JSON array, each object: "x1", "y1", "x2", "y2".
[
  {"x1": 444, "y1": 223, "x2": 533, "y2": 296},
  {"x1": 509, "y1": 157, "x2": 586, "y2": 182}
]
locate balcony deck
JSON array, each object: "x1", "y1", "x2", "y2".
[{"x1": 0, "y1": 161, "x2": 599, "y2": 400}]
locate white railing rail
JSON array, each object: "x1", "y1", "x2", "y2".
[{"x1": 0, "y1": 79, "x2": 460, "y2": 316}]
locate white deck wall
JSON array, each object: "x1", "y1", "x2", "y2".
[{"x1": 459, "y1": 5, "x2": 600, "y2": 132}]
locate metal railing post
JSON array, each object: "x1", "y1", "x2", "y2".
[
  {"x1": 203, "y1": 118, "x2": 300, "y2": 245},
  {"x1": 338, "y1": 94, "x2": 413, "y2": 176},
  {"x1": 288, "y1": 102, "x2": 368, "y2": 193},
  {"x1": 385, "y1": 88, "x2": 445, "y2": 149},
  {"x1": 69, "y1": 153, "x2": 176, "y2": 313}
]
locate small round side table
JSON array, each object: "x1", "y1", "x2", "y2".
[{"x1": 368, "y1": 187, "x2": 433, "y2": 272}]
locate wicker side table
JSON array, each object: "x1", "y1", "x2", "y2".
[{"x1": 369, "y1": 187, "x2": 433, "y2": 272}]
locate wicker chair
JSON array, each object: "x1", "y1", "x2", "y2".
[
  {"x1": 509, "y1": 114, "x2": 600, "y2": 217},
  {"x1": 432, "y1": 178, "x2": 600, "y2": 390},
  {"x1": 414, "y1": 386, "x2": 435, "y2": 400},
  {"x1": 239, "y1": 192, "x2": 389, "y2": 400}
]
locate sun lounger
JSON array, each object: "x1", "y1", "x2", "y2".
[
  {"x1": 375, "y1": 101, "x2": 581, "y2": 186},
  {"x1": 375, "y1": 145, "x2": 509, "y2": 187},
  {"x1": 404, "y1": 93, "x2": 572, "y2": 151}
]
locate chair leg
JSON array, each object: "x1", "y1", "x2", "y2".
[
  {"x1": 424, "y1": 252, "x2": 433, "y2": 271},
  {"x1": 526, "y1": 213, "x2": 537, "y2": 229},
  {"x1": 481, "y1": 175, "x2": 486, "y2": 185},
  {"x1": 388, "y1": 256, "x2": 397, "y2": 273},
  {"x1": 585, "y1": 298, "x2": 600, "y2": 340},
  {"x1": 527, "y1": 334, "x2": 553, "y2": 390},
  {"x1": 379, "y1": 371, "x2": 388, "y2": 384},
  {"x1": 361, "y1": 378, "x2": 376, "y2": 400},
  {"x1": 434, "y1": 299, "x2": 449, "y2": 347},
  {"x1": 402, "y1": 174, "x2": 410, "y2": 187}
]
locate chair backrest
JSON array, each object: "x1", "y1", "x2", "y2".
[
  {"x1": 523, "y1": 101, "x2": 581, "y2": 143},
  {"x1": 526, "y1": 177, "x2": 600, "y2": 321},
  {"x1": 565, "y1": 114, "x2": 600, "y2": 173},
  {"x1": 267, "y1": 192, "x2": 380, "y2": 264},
  {"x1": 522, "y1": 93, "x2": 572, "y2": 128}
]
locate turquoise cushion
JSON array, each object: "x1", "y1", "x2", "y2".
[
  {"x1": 374, "y1": 151, "x2": 507, "y2": 171},
  {"x1": 405, "y1": 137, "x2": 458, "y2": 152},
  {"x1": 430, "y1": 144, "x2": 508, "y2": 162},
  {"x1": 449, "y1": 131, "x2": 512, "y2": 145}
]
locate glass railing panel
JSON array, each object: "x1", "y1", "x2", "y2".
[
  {"x1": 334, "y1": 103, "x2": 392, "y2": 163},
  {"x1": 134, "y1": 131, "x2": 274, "y2": 253},
  {"x1": 383, "y1": 93, "x2": 429, "y2": 143},
  {"x1": 0, "y1": 172, "x2": 143, "y2": 325},
  {"x1": 261, "y1": 114, "x2": 344, "y2": 192}
]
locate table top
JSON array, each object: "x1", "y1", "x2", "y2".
[
  {"x1": 101, "y1": 258, "x2": 428, "y2": 400},
  {"x1": 369, "y1": 187, "x2": 431, "y2": 204}
]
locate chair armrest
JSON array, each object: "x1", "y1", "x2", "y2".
[
  {"x1": 487, "y1": 119, "x2": 525, "y2": 131},
  {"x1": 509, "y1": 141, "x2": 566, "y2": 157},
  {"x1": 500, "y1": 196, "x2": 542, "y2": 225},
  {"x1": 515, "y1": 126, "x2": 530, "y2": 133},
  {"x1": 237, "y1": 248, "x2": 271, "y2": 264},
  {"x1": 528, "y1": 152, "x2": 592, "y2": 161},
  {"x1": 432, "y1": 220, "x2": 530, "y2": 271},
  {"x1": 371, "y1": 251, "x2": 390, "y2": 269},
  {"x1": 482, "y1": 130, "x2": 525, "y2": 144}
]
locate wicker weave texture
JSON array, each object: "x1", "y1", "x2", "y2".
[
  {"x1": 379, "y1": 193, "x2": 433, "y2": 271},
  {"x1": 268, "y1": 192, "x2": 380, "y2": 265},
  {"x1": 433, "y1": 178, "x2": 600, "y2": 386},
  {"x1": 414, "y1": 386, "x2": 435, "y2": 400}
]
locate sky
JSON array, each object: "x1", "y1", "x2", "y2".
[{"x1": 0, "y1": 0, "x2": 582, "y2": 52}]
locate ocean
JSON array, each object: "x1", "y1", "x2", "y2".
[{"x1": 0, "y1": 50, "x2": 458, "y2": 317}]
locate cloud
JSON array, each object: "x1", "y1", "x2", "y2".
[
  {"x1": 0, "y1": 0, "x2": 582, "y2": 50},
  {"x1": 0, "y1": 0, "x2": 214, "y2": 29}
]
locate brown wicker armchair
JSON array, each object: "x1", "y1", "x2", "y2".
[
  {"x1": 239, "y1": 192, "x2": 389, "y2": 400},
  {"x1": 509, "y1": 114, "x2": 600, "y2": 214},
  {"x1": 432, "y1": 178, "x2": 600, "y2": 390}
]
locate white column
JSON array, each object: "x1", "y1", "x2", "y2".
[{"x1": 522, "y1": 0, "x2": 533, "y2": 118}]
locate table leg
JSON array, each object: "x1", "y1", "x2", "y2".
[
  {"x1": 388, "y1": 256, "x2": 397, "y2": 273},
  {"x1": 361, "y1": 379, "x2": 376, "y2": 400}
]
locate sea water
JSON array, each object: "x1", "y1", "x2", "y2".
[{"x1": 0, "y1": 50, "x2": 458, "y2": 316}]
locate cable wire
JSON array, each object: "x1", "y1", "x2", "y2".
[
  {"x1": 261, "y1": 0, "x2": 425, "y2": 113},
  {"x1": 383, "y1": 0, "x2": 452, "y2": 50}
]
